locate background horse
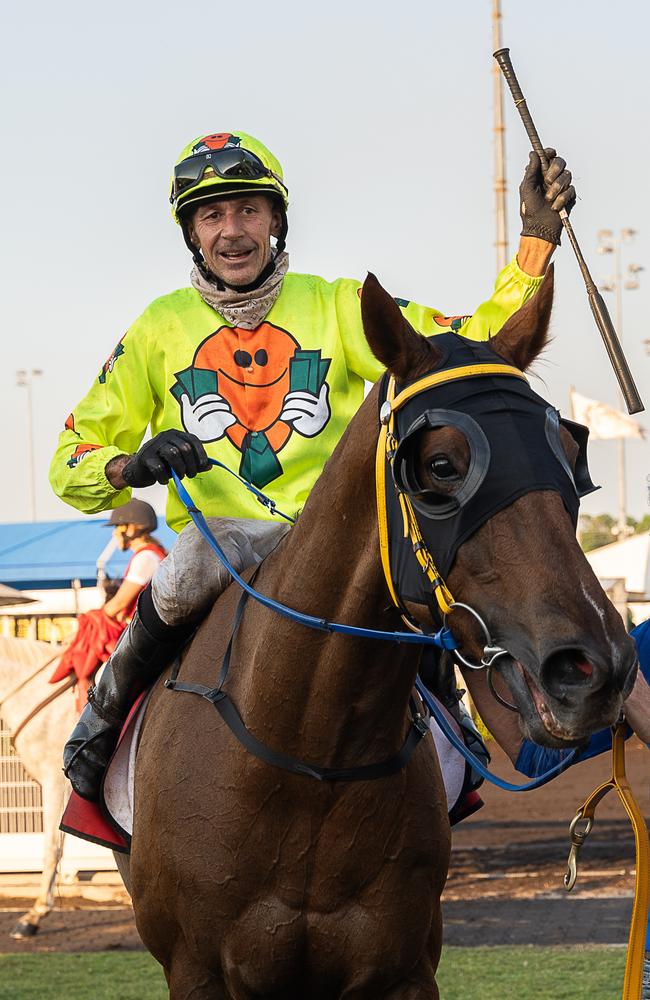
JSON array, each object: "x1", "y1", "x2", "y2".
[
  {"x1": 124, "y1": 272, "x2": 637, "y2": 998},
  {"x1": 0, "y1": 636, "x2": 73, "y2": 939}
]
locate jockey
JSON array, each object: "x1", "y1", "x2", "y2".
[
  {"x1": 50, "y1": 129, "x2": 577, "y2": 802},
  {"x1": 102, "y1": 499, "x2": 167, "y2": 623},
  {"x1": 48, "y1": 498, "x2": 167, "y2": 708}
]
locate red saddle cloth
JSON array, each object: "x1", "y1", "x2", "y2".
[
  {"x1": 59, "y1": 692, "x2": 147, "y2": 854},
  {"x1": 61, "y1": 787, "x2": 129, "y2": 852},
  {"x1": 49, "y1": 609, "x2": 126, "y2": 712}
]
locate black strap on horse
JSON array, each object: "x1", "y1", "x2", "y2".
[{"x1": 165, "y1": 576, "x2": 431, "y2": 783}]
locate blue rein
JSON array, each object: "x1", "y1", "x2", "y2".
[
  {"x1": 171, "y1": 463, "x2": 577, "y2": 789},
  {"x1": 415, "y1": 678, "x2": 576, "y2": 791},
  {"x1": 171, "y1": 463, "x2": 456, "y2": 649}
]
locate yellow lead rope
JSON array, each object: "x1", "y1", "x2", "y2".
[{"x1": 565, "y1": 720, "x2": 650, "y2": 999}]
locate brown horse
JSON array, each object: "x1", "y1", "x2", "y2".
[{"x1": 124, "y1": 271, "x2": 637, "y2": 998}]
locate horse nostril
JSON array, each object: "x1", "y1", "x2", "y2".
[
  {"x1": 573, "y1": 657, "x2": 593, "y2": 678},
  {"x1": 541, "y1": 648, "x2": 596, "y2": 702}
]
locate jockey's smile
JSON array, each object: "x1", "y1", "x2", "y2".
[{"x1": 188, "y1": 193, "x2": 282, "y2": 287}]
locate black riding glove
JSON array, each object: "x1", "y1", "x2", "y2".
[
  {"x1": 122, "y1": 430, "x2": 211, "y2": 488},
  {"x1": 519, "y1": 147, "x2": 576, "y2": 246}
]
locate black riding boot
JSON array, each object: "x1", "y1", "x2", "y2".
[{"x1": 63, "y1": 596, "x2": 193, "y2": 802}]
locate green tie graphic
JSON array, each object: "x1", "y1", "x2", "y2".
[{"x1": 239, "y1": 431, "x2": 283, "y2": 488}]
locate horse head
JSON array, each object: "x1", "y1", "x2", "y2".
[{"x1": 361, "y1": 269, "x2": 638, "y2": 748}]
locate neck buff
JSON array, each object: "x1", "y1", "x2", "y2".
[{"x1": 190, "y1": 251, "x2": 289, "y2": 330}]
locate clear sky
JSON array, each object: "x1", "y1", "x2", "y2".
[{"x1": 2, "y1": 0, "x2": 648, "y2": 524}]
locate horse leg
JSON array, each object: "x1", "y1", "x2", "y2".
[
  {"x1": 167, "y1": 952, "x2": 228, "y2": 1000},
  {"x1": 10, "y1": 775, "x2": 66, "y2": 940},
  {"x1": 379, "y1": 977, "x2": 440, "y2": 1000}
]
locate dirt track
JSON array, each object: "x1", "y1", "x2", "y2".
[
  {"x1": 443, "y1": 737, "x2": 647, "y2": 945},
  {"x1": 0, "y1": 739, "x2": 647, "y2": 952}
]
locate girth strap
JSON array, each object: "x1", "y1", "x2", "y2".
[
  {"x1": 187, "y1": 687, "x2": 429, "y2": 782},
  {"x1": 166, "y1": 584, "x2": 431, "y2": 782}
]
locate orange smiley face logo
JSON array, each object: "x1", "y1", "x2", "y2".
[{"x1": 194, "y1": 323, "x2": 299, "y2": 435}]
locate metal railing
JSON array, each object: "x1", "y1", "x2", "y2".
[{"x1": 0, "y1": 716, "x2": 43, "y2": 834}]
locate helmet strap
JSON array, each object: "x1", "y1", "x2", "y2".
[
  {"x1": 180, "y1": 219, "x2": 213, "y2": 281},
  {"x1": 275, "y1": 205, "x2": 288, "y2": 254}
]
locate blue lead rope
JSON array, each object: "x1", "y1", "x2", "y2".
[
  {"x1": 171, "y1": 466, "x2": 457, "y2": 649},
  {"x1": 171, "y1": 464, "x2": 577, "y2": 790}
]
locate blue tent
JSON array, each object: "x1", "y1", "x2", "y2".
[{"x1": 0, "y1": 519, "x2": 176, "y2": 590}]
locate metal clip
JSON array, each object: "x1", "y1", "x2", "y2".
[
  {"x1": 413, "y1": 713, "x2": 430, "y2": 737},
  {"x1": 564, "y1": 812, "x2": 593, "y2": 891}
]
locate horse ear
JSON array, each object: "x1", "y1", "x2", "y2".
[
  {"x1": 361, "y1": 273, "x2": 441, "y2": 380},
  {"x1": 489, "y1": 265, "x2": 554, "y2": 371}
]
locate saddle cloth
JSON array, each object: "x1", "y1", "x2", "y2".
[{"x1": 59, "y1": 690, "x2": 151, "y2": 853}]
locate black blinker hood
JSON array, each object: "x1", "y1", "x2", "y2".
[{"x1": 381, "y1": 333, "x2": 598, "y2": 609}]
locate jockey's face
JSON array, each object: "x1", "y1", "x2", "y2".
[
  {"x1": 113, "y1": 525, "x2": 138, "y2": 550},
  {"x1": 188, "y1": 194, "x2": 282, "y2": 287}
]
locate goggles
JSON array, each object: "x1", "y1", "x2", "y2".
[{"x1": 171, "y1": 147, "x2": 288, "y2": 203}]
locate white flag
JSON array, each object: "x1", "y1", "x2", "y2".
[{"x1": 570, "y1": 389, "x2": 645, "y2": 440}]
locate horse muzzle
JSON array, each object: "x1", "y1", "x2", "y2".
[{"x1": 497, "y1": 641, "x2": 639, "y2": 747}]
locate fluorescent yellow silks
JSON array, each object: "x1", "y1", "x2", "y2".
[{"x1": 50, "y1": 258, "x2": 543, "y2": 533}]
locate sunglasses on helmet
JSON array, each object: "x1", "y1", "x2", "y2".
[{"x1": 171, "y1": 147, "x2": 287, "y2": 202}]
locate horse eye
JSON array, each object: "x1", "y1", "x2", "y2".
[{"x1": 430, "y1": 455, "x2": 458, "y2": 480}]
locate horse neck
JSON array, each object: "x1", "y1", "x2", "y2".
[
  {"x1": 0, "y1": 641, "x2": 60, "y2": 730},
  {"x1": 238, "y1": 386, "x2": 421, "y2": 763}
]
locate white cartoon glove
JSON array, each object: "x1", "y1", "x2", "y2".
[
  {"x1": 279, "y1": 383, "x2": 331, "y2": 437},
  {"x1": 180, "y1": 392, "x2": 237, "y2": 442}
]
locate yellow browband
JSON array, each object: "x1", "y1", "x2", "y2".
[{"x1": 374, "y1": 361, "x2": 527, "y2": 622}]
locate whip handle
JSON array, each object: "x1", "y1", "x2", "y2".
[{"x1": 493, "y1": 47, "x2": 644, "y2": 414}]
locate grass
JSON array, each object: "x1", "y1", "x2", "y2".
[
  {"x1": 0, "y1": 952, "x2": 167, "y2": 1000},
  {"x1": 438, "y1": 945, "x2": 627, "y2": 999},
  {"x1": 0, "y1": 945, "x2": 628, "y2": 999}
]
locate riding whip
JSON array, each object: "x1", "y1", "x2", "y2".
[{"x1": 493, "y1": 47, "x2": 644, "y2": 415}]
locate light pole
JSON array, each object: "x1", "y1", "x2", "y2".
[
  {"x1": 596, "y1": 229, "x2": 643, "y2": 539},
  {"x1": 16, "y1": 369, "x2": 43, "y2": 522},
  {"x1": 492, "y1": 0, "x2": 508, "y2": 273}
]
